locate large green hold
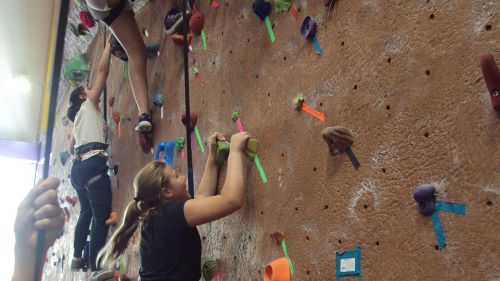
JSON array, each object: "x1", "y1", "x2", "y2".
[
  {"x1": 63, "y1": 54, "x2": 90, "y2": 86},
  {"x1": 216, "y1": 141, "x2": 231, "y2": 165},
  {"x1": 274, "y1": 0, "x2": 291, "y2": 13}
]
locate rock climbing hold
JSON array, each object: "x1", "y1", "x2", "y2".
[
  {"x1": 253, "y1": 0, "x2": 272, "y2": 21},
  {"x1": 63, "y1": 54, "x2": 90, "y2": 86},
  {"x1": 175, "y1": 137, "x2": 185, "y2": 152},
  {"x1": 245, "y1": 138, "x2": 258, "y2": 159},
  {"x1": 189, "y1": 11, "x2": 205, "y2": 36},
  {"x1": 216, "y1": 141, "x2": 231, "y2": 165},
  {"x1": 171, "y1": 34, "x2": 193, "y2": 47},
  {"x1": 105, "y1": 211, "x2": 118, "y2": 225},
  {"x1": 301, "y1": 16, "x2": 317, "y2": 40},
  {"x1": 153, "y1": 93, "x2": 164, "y2": 107},
  {"x1": 293, "y1": 94, "x2": 304, "y2": 110},
  {"x1": 264, "y1": 257, "x2": 290, "y2": 281},
  {"x1": 418, "y1": 201, "x2": 435, "y2": 216},
  {"x1": 65, "y1": 195, "x2": 77, "y2": 206},
  {"x1": 79, "y1": 11, "x2": 95, "y2": 28},
  {"x1": 113, "y1": 112, "x2": 121, "y2": 124},
  {"x1": 321, "y1": 126, "x2": 354, "y2": 155},
  {"x1": 231, "y1": 111, "x2": 239, "y2": 121},
  {"x1": 61, "y1": 116, "x2": 69, "y2": 127},
  {"x1": 479, "y1": 52, "x2": 500, "y2": 114},
  {"x1": 412, "y1": 184, "x2": 436, "y2": 203},
  {"x1": 181, "y1": 112, "x2": 198, "y2": 132},
  {"x1": 146, "y1": 43, "x2": 160, "y2": 58},
  {"x1": 59, "y1": 151, "x2": 70, "y2": 166},
  {"x1": 274, "y1": 0, "x2": 291, "y2": 13},
  {"x1": 113, "y1": 164, "x2": 119, "y2": 175},
  {"x1": 271, "y1": 231, "x2": 285, "y2": 245}
]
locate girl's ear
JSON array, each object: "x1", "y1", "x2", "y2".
[{"x1": 161, "y1": 187, "x2": 174, "y2": 200}]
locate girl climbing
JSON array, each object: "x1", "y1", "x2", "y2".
[
  {"x1": 85, "y1": 0, "x2": 152, "y2": 132},
  {"x1": 98, "y1": 131, "x2": 251, "y2": 280},
  {"x1": 67, "y1": 39, "x2": 114, "y2": 280}
]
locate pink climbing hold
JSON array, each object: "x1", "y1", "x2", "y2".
[{"x1": 79, "y1": 11, "x2": 95, "y2": 28}]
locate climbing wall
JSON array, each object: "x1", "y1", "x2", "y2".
[{"x1": 45, "y1": 0, "x2": 499, "y2": 280}]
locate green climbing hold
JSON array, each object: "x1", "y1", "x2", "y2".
[
  {"x1": 274, "y1": 0, "x2": 291, "y2": 13},
  {"x1": 293, "y1": 94, "x2": 304, "y2": 110},
  {"x1": 63, "y1": 54, "x2": 90, "y2": 86},
  {"x1": 231, "y1": 111, "x2": 239, "y2": 121},
  {"x1": 175, "y1": 137, "x2": 186, "y2": 152},
  {"x1": 202, "y1": 259, "x2": 218, "y2": 281},
  {"x1": 60, "y1": 151, "x2": 71, "y2": 166},
  {"x1": 193, "y1": 66, "x2": 200, "y2": 75},
  {"x1": 216, "y1": 141, "x2": 231, "y2": 165}
]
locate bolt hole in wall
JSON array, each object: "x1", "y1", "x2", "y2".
[
  {"x1": 486, "y1": 200, "x2": 492, "y2": 207},
  {"x1": 382, "y1": 168, "x2": 386, "y2": 173},
  {"x1": 387, "y1": 57, "x2": 391, "y2": 63},
  {"x1": 313, "y1": 167, "x2": 317, "y2": 172},
  {"x1": 306, "y1": 236, "x2": 309, "y2": 241},
  {"x1": 434, "y1": 245, "x2": 439, "y2": 251},
  {"x1": 375, "y1": 241, "x2": 380, "y2": 246},
  {"x1": 306, "y1": 270, "x2": 310, "y2": 275},
  {"x1": 354, "y1": 85, "x2": 358, "y2": 90},
  {"x1": 323, "y1": 204, "x2": 329, "y2": 210},
  {"x1": 283, "y1": 56, "x2": 286, "y2": 61},
  {"x1": 295, "y1": 207, "x2": 299, "y2": 211},
  {"x1": 319, "y1": 102, "x2": 323, "y2": 107},
  {"x1": 341, "y1": 41, "x2": 345, "y2": 46},
  {"x1": 363, "y1": 204, "x2": 368, "y2": 209},
  {"x1": 268, "y1": 93, "x2": 271, "y2": 97},
  {"x1": 260, "y1": 211, "x2": 264, "y2": 215},
  {"x1": 386, "y1": 105, "x2": 390, "y2": 110},
  {"x1": 424, "y1": 132, "x2": 429, "y2": 138},
  {"x1": 429, "y1": 13, "x2": 434, "y2": 20},
  {"x1": 485, "y1": 24, "x2": 492, "y2": 31},
  {"x1": 426, "y1": 70, "x2": 431, "y2": 76}
]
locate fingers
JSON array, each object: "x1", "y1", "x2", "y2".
[
  {"x1": 33, "y1": 204, "x2": 62, "y2": 221},
  {"x1": 480, "y1": 53, "x2": 500, "y2": 94},
  {"x1": 34, "y1": 189, "x2": 59, "y2": 209},
  {"x1": 34, "y1": 213, "x2": 65, "y2": 231},
  {"x1": 18, "y1": 177, "x2": 60, "y2": 210}
]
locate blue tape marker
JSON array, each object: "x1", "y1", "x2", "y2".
[
  {"x1": 431, "y1": 211, "x2": 446, "y2": 249},
  {"x1": 164, "y1": 140, "x2": 176, "y2": 167},
  {"x1": 335, "y1": 245, "x2": 361, "y2": 280},
  {"x1": 312, "y1": 36, "x2": 323, "y2": 56},
  {"x1": 435, "y1": 201, "x2": 466, "y2": 215}
]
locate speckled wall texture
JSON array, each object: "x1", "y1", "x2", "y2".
[{"x1": 45, "y1": 0, "x2": 499, "y2": 280}]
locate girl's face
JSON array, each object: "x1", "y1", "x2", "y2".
[{"x1": 163, "y1": 166, "x2": 188, "y2": 200}]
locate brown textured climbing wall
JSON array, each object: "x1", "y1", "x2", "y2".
[{"x1": 45, "y1": 0, "x2": 499, "y2": 280}]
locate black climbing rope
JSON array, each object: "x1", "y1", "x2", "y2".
[
  {"x1": 34, "y1": 0, "x2": 70, "y2": 280},
  {"x1": 182, "y1": 0, "x2": 195, "y2": 197}
]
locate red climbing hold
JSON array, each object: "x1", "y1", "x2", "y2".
[
  {"x1": 480, "y1": 52, "x2": 500, "y2": 114},
  {"x1": 79, "y1": 11, "x2": 95, "y2": 28},
  {"x1": 139, "y1": 131, "x2": 153, "y2": 153}
]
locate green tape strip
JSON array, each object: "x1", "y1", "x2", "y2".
[
  {"x1": 265, "y1": 16, "x2": 276, "y2": 43},
  {"x1": 121, "y1": 61, "x2": 128, "y2": 78},
  {"x1": 281, "y1": 239, "x2": 295, "y2": 273},
  {"x1": 254, "y1": 155, "x2": 267, "y2": 184},
  {"x1": 201, "y1": 30, "x2": 207, "y2": 50},
  {"x1": 194, "y1": 127, "x2": 205, "y2": 153}
]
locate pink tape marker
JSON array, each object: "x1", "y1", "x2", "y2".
[
  {"x1": 236, "y1": 117, "x2": 245, "y2": 132},
  {"x1": 181, "y1": 148, "x2": 185, "y2": 158}
]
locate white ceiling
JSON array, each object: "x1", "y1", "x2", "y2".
[{"x1": 0, "y1": 0, "x2": 58, "y2": 143}]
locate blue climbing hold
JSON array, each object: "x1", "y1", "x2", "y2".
[
  {"x1": 253, "y1": 0, "x2": 272, "y2": 21},
  {"x1": 301, "y1": 16, "x2": 317, "y2": 40}
]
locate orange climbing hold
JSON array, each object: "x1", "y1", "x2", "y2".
[{"x1": 106, "y1": 211, "x2": 118, "y2": 225}]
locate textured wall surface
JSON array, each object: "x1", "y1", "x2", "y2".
[{"x1": 45, "y1": 0, "x2": 499, "y2": 280}]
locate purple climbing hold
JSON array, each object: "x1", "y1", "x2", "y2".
[
  {"x1": 418, "y1": 201, "x2": 435, "y2": 216},
  {"x1": 253, "y1": 0, "x2": 272, "y2": 21},
  {"x1": 301, "y1": 16, "x2": 317, "y2": 40},
  {"x1": 412, "y1": 184, "x2": 436, "y2": 203}
]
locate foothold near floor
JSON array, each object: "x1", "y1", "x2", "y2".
[
  {"x1": 264, "y1": 257, "x2": 291, "y2": 281},
  {"x1": 321, "y1": 126, "x2": 354, "y2": 155},
  {"x1": 189, "y1": 11, "x2": 205, "y2": 36},
  {"x1": 412, "y1": 184, "x2": 436, "y2": 203},
  {"x1": 479, "y1": 52, "x2": 500, "y2": 114},
  {"x1": 271, "y1": 231, "x2": 285, "y2": 245},
  {"x1": 253, "y1": 0, "x2": 272, "y2": 21},
  {"x1": 231, "y1": 111, "x2": 239, "y2": 121},
  {"x1": 181, "y1": 112, "x2": 198, "y2": 132},
  {"x1": 293, "y1": 94, "x2": 304, "y2": 110},
  {"x1": 301, "y1": 16, "x2": 317, "y2": 40},
  {"x1": 216, "y1": 141, "x2": 231, "y2": 165},
  {"x1": 153, "y1": 93, "x2": 164, "y2": 107}
]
